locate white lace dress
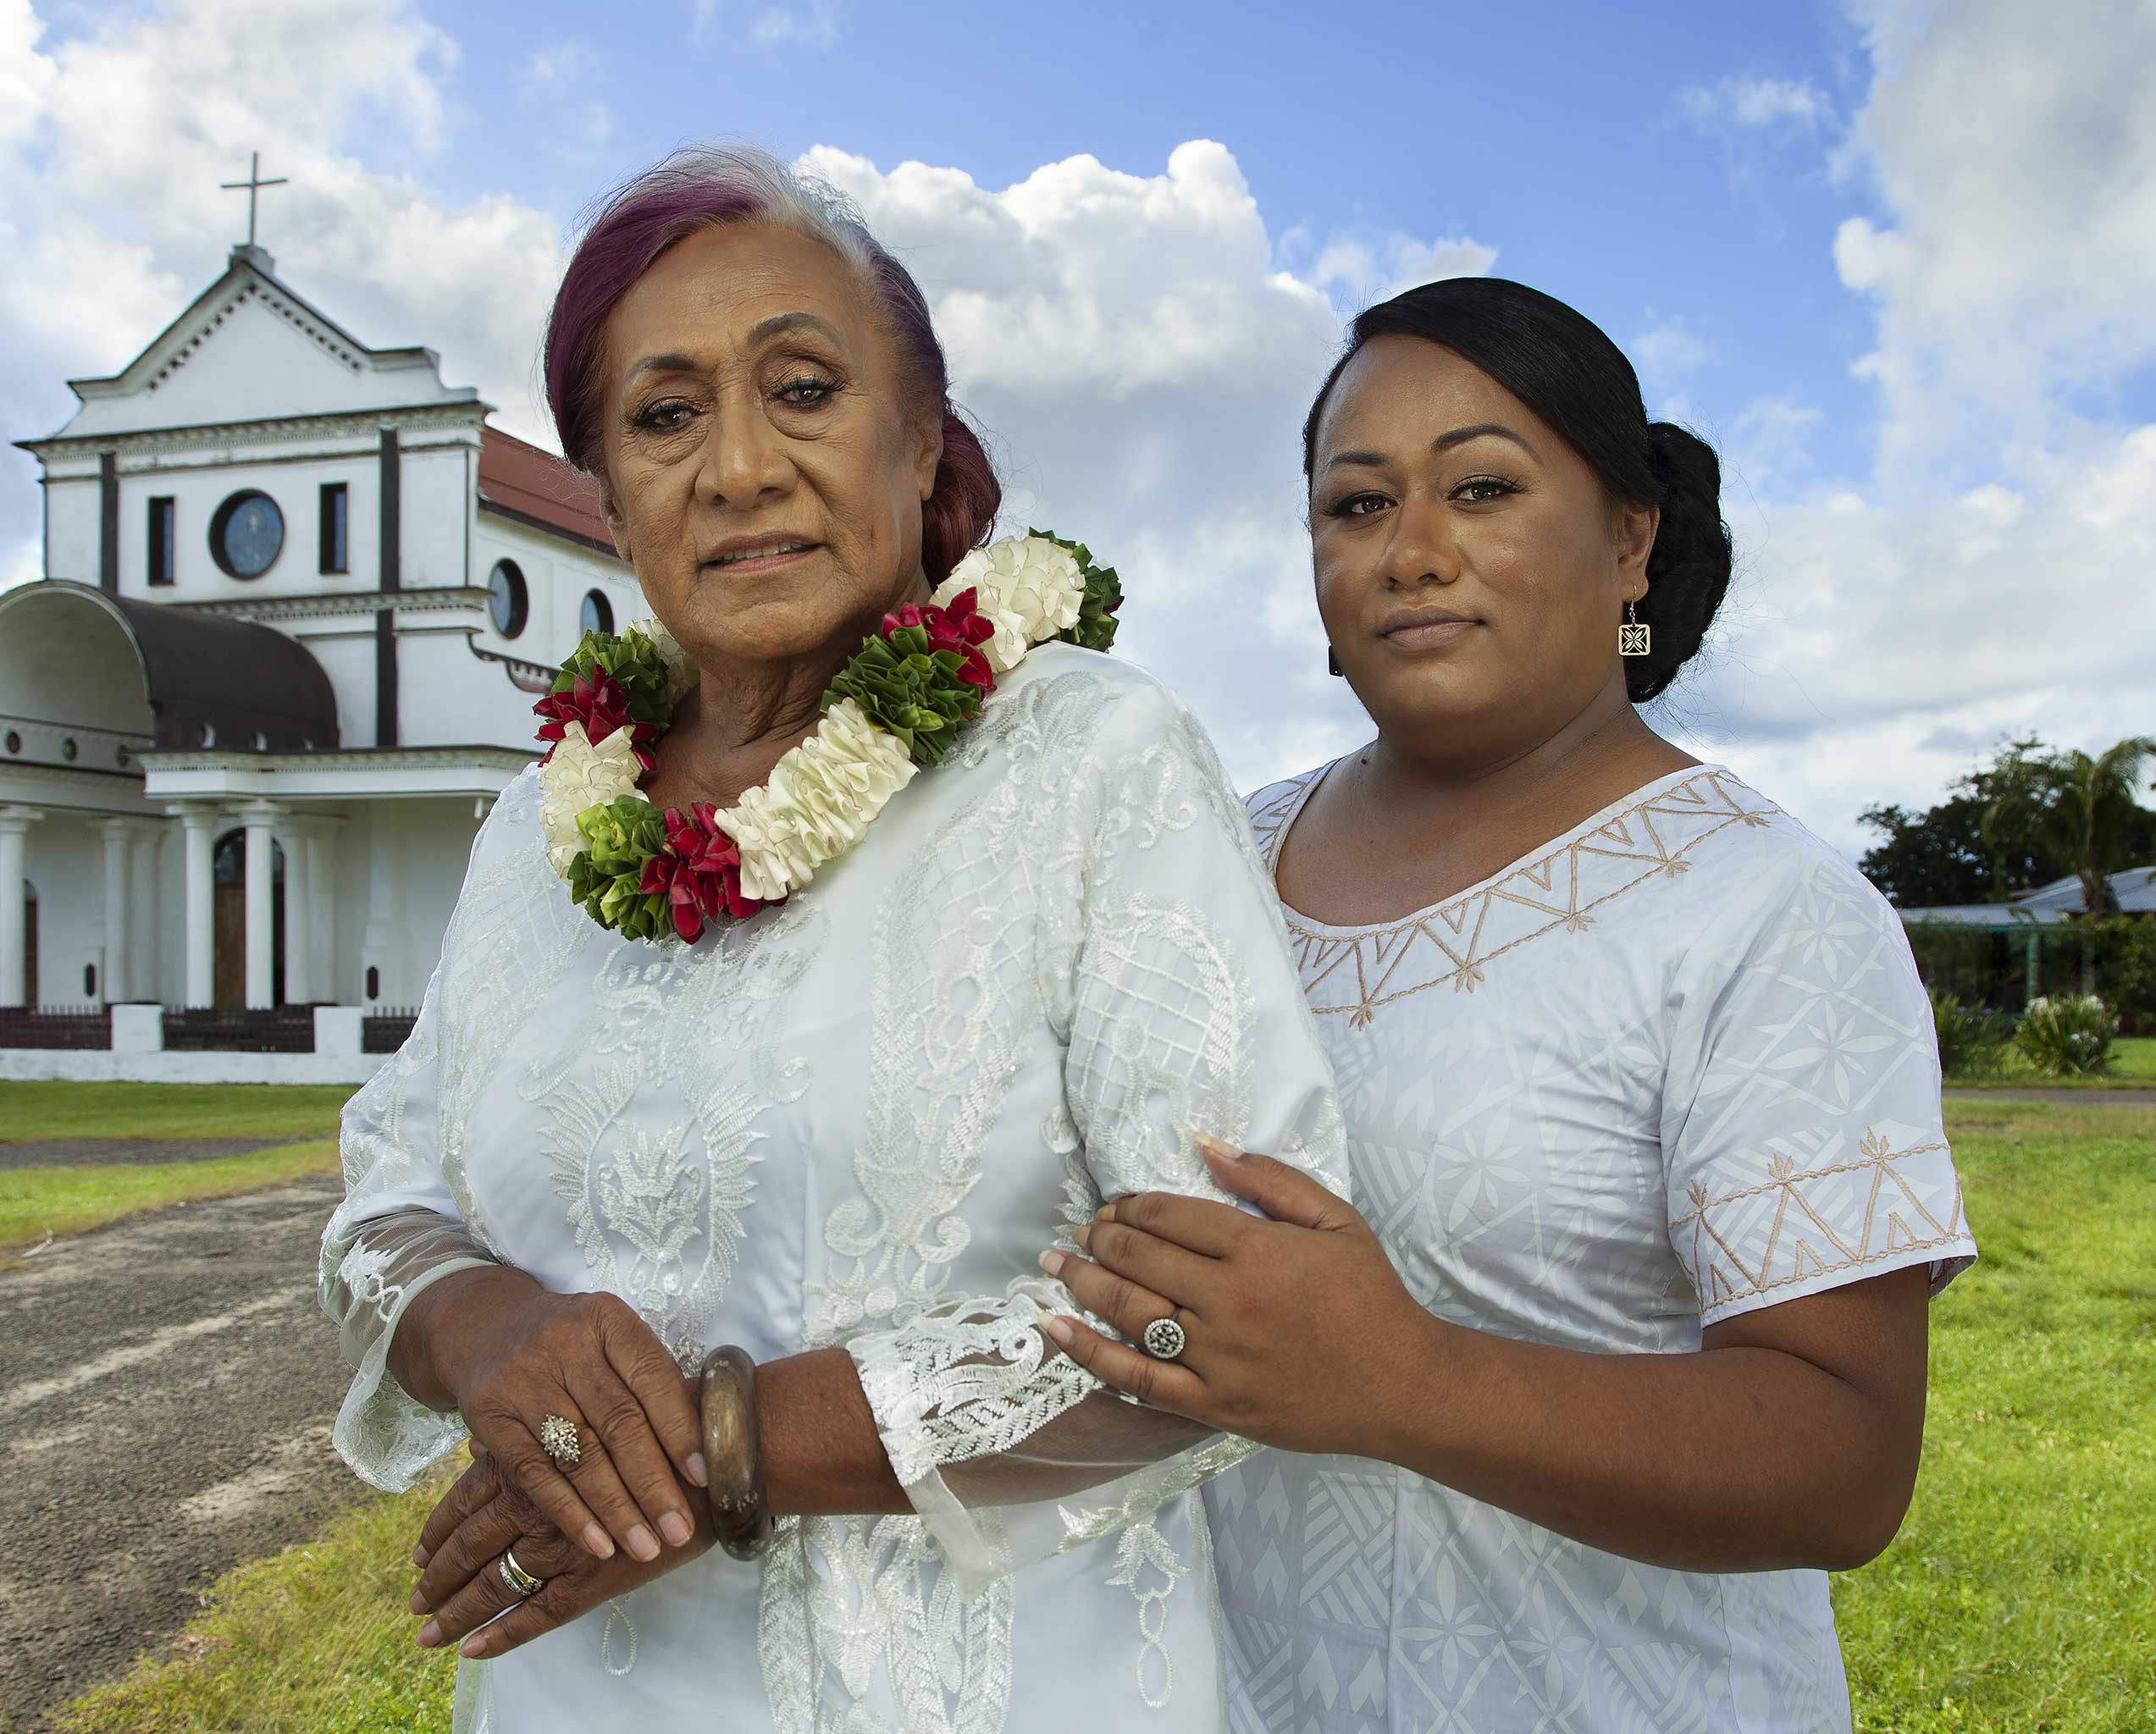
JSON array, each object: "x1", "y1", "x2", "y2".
[
  {"x1": 319, "y1": 645, "x2": 1346, "y2": 1734},
  {"x1": 1207, "y1": 762, "x2": 1976, "y2": 1734}
]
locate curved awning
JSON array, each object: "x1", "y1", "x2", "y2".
[{"x1": 0, "y1": 579, "x2": 340, "y2": 754}]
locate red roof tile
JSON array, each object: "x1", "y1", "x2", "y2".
[{"x1": 477, "y1": 427, "x2": 622, "y2": 558}]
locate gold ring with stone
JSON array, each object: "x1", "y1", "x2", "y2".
[
  {"x1": 499, "y1": 1547, "x2": 545, "y2": 1599},
  {"x1": 538, "y1": 1413, "x2": 583, "y2": 1470}
]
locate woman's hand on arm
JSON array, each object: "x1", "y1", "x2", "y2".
[
  {"x1": 1048, "y1": 1140, "x2": 1932, "y2": 1575},
  {"x1": 387, "y1": 1267, "x2": 710, "y2": 1565}
]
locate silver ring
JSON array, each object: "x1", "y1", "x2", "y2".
[
  {"x1": 1142, "y1": 1317, "x2": 1186, "y2": 1361},
  {"x1": 538, "y1": 1413, "x2": 583, "y2": 1470},
  {"x1": 499, "y1": 1547, "x2": 545, "y2": 1599}
]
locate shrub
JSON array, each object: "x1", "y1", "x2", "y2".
[
  {"x1": 1931, "y1": 990, "x2": 2012, "y2": 1077},
  {"x1": 2014, "y1": 995, "x2": 2118, "y2": 1077}
]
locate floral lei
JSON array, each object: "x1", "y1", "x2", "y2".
[{"x1": 533, "y1": 532, "x2": 1121, "y2": 943}]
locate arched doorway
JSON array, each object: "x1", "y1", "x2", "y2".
[{"x1": 212, "y1": 829, "x2": 284, "y2": 1008}]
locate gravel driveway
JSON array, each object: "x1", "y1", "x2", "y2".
[{"x1": 0, "y1": 1173, "x2": 372, "y2": 1731}]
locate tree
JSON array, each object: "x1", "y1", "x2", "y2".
[
  {"x1": 1858, "y1": 794, "x2": 2004, "y2": 907},
  {"x1": 1860, "y1": 737, "x2": 2068, "y2": 906},
  {"x1": 1982, "y1": 735, "x2": 2156, "y2": 916}
]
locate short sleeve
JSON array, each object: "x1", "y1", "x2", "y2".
[{"x1": 1661, "y1": 835, "x2": 1976, "y2": 1328}]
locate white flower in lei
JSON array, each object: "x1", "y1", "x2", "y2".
[
  {"x1": 719, "y1": 698, "x2": 920, "y2": 903},
  {"x1": 932, "y1": 537, "x2": 1086, "y2": 674},
  {"x1": 538, "y1": 537, "x2": 1113, "y2": 942},
  {"x1": 539, "y1": 721, "x2": 646, "y2": 874},
  {"x1": 627, "y1": 616, "x2": 700, "y2": 702}
]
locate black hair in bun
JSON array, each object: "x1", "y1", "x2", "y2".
[{"x1": 1302, "y1": 278, "x2": 1733, "y2": 703}]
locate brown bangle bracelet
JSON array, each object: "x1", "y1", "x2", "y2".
[{"x1": 699, "y1": 1345, "x2": 772, "y2": 1561}]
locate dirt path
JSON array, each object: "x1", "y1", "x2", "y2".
[
  {"x1": 0, "y1": 1138, "x2": 301, "y2": 1172},
  {"x1": 0, "y1": 1174, "x2": 375, "y2": 1731}
]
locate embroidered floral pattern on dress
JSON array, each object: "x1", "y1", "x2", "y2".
[{"x1": 323, "y1": 656, "x2": 1348, "y2": 1734}]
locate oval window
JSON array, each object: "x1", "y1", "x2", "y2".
[
  {"x1": 489, "y1": 559, "x2": 528, "y2": 639},
  {"x1": 209, "y1": 489, "x2": 285, "y2": 577},
  {"x1": 580, "y1": 588, "x2": 614, "y2": 636}
]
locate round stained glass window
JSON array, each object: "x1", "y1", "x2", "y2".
[
  {"x1": 489, "y1": 560, "x2": 528, "y2": 638},
  {"x1": 580, "y1": 588, "x2": 614, "y2": 636},
  {"x1": 209, "y1": 489, "x2": 285, "y2": 577}
]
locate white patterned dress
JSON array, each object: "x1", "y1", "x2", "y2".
[
  {"x1": 319, "y1": 645, "x2": 1346, "y2": 1734},
  {"x1": 1206, "y1": 761, "x2": 1976, "y2": 1734}
]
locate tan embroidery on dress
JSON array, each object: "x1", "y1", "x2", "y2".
[
  {"x1": 1670, "y1": 1129, "x2": 1968, "y2": 1317},
  {"x1": 1251, "y1": 769, "x2": 1777, "y2": 1026}
]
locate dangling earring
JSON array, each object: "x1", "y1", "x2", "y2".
[
  {"x1": 1327, "y1": 647, "x2": 1344, "y2": 677},
  {"x1": 1618, "y1": 598, "x2": 1650, "y2": 659}
]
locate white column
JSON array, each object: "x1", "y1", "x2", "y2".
[
  {"x1": 360, "y1": 803, "x2": 395, "y2": 1004},
  {"x1": 0, "y1": 807, "x2": 42, "y2": 1008},
  {"x1": 98, "y1": 819, "x2": 135, "y2": 1003},
  {"x1": 239, "y1": 799, "x2": 285, "y2": 1009},
  {"x1": 129, "y1": 825, "x2": 162, "y2": 1002},
  {"x1": 299, "y1": 815, "x2": 343, "y2": 1003},
  {"x1": 281, "y1": 820, "x2": 312, "y2": 1006},
  {"x1": 174, "y1": 804, "x2": 220, "y2": 1008}
]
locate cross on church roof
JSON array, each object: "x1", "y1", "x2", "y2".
[{"x1": 219, "y1": 152, "x2": 288, "y2": 249}]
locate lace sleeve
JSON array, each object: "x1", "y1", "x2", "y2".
[
  {"x1": 317, "y1": 779, "x2": 558, "y2": 1492},
  {"x1": 845, "y1": 676, "x2": 1346, "y2": 1590}
]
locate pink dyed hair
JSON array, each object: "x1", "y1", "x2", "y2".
[{"x1": 543, "y1": 146, "x2": 1000, "y2": 583}]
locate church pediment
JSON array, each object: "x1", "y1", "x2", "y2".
[{"x1": 30, "y1": 247, "x2": 481, "y2": 445}]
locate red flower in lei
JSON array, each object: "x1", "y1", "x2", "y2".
[
  {"x1": 641, "y1": 803, "x2": 762, "y2": 942},
  {"x1": 883, "y1": 587, "x2": 997, "y2": 691},
  {"x1": 534, "y1": 669, "x2": 661, "y2": 771}
]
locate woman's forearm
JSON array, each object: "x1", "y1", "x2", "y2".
[
  {"x1": 757, "y1": 1348, "x2": 909, "y2": 1516},
  {"x1": 386, "y1": 1263, "x2": 542, "y2": 1411},
  {"x1": 1360, "y1": 1274, "x2": 1928, "y2": 1573}
]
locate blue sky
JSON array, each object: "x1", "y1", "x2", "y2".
[{"x1": 6, "y1": 0, "x2": 2154, "y2": 849}]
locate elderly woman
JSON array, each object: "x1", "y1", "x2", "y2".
[
  {"x1": 319, "y1": 147, "x2": 1343, "y2": 1733},
  {"x1": 1048, "y1": 279, "x2": 1977, "y2": 1731}
]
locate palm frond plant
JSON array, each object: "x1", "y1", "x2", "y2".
[{"x1": 1981, "y1": 735, "x2": 2156, "y2": 917}]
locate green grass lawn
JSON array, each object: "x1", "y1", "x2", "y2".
[
  {"x1": 49, "y1": 1465, "x2": 462, "y2": 1734},
  {"x1": 1946, "y1": 1033, "x2": 2156, "y2": 1090},
  {"x1": 1834, "y1": 1101, "x2": 2156, "y2": 1731},
  {"x1": 36, "y1": 1099, "x2": 2156, "y2": 1732},
  {"x1": 0, "y1": 1140, "x2": 342, "y2": 1254},
  {"x1": 0, "y1": 1080, "x2": 357, "y2": 1142}
]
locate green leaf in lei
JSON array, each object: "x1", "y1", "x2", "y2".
[
  {"x1": 552, "y1": 630, "x2": 674, "y2": 728},
  {"x1": 1028, "y1": 528, "x2": 1123, "y2": 653},
  {"x1": 822, "y1": 627, "x2": 985, "y2": 767},
  {"x1": 567, "y1": 795, "x2": 672, "y2": 941}
]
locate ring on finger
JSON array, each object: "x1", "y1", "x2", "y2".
[
  {"x1": 498, "y1": 1546, "x2": 545, "y2": 1599},
  {"x1": 1142, "y1": 1316, "x2": 1187, "y2": 1361},
  {"x1": 538, "y1": 1413, "x2": 583, "y2": 1470}
]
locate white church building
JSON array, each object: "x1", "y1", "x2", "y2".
[{"x1": 1, "y1": 234, "x2": 639, "y2": 1075}]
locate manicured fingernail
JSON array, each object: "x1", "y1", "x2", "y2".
[
  {"x1": 412, "y1": 1544, "x2": 429, "y2": 1568},
  {"x1": 661, "y1": 1510, "x2": 692, "y2": 1547},
  {"x1": 1037, "y1": 1249, "x2": 1065, "y2": 1278},
  {"x1": 1094, "y1": 1203, "x2": 1113, "y2": 1219},
  {"x1": 1042, "y1": 1316, "x2": 1075, "y2": 1346},
  {"x1": 1196, "y1": 1134, "x2": 1241, "y2": 1162},
  {"x1": 583, "y1": 1522, "x2": 615, "y2": 1560},
  {"x1": 409, "y1": 1586, "x2": 428, "y2": 1615},
  {"x1": 417, "y1": 1620, "x2": 441, "y2": 1649},
  {"x1": 627, "y1": 1524, "x2": 659, "y2": 1562},
  {"x1": 1073, "y1": 1223, "x2": 1092, "y2": 1251},
  {"x1": 460, "y1": 1633, "x2": 487, "y2": 1659},
  {"x1": 686, "y1": 1452, "x2": 709, "y2": 1489}
]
